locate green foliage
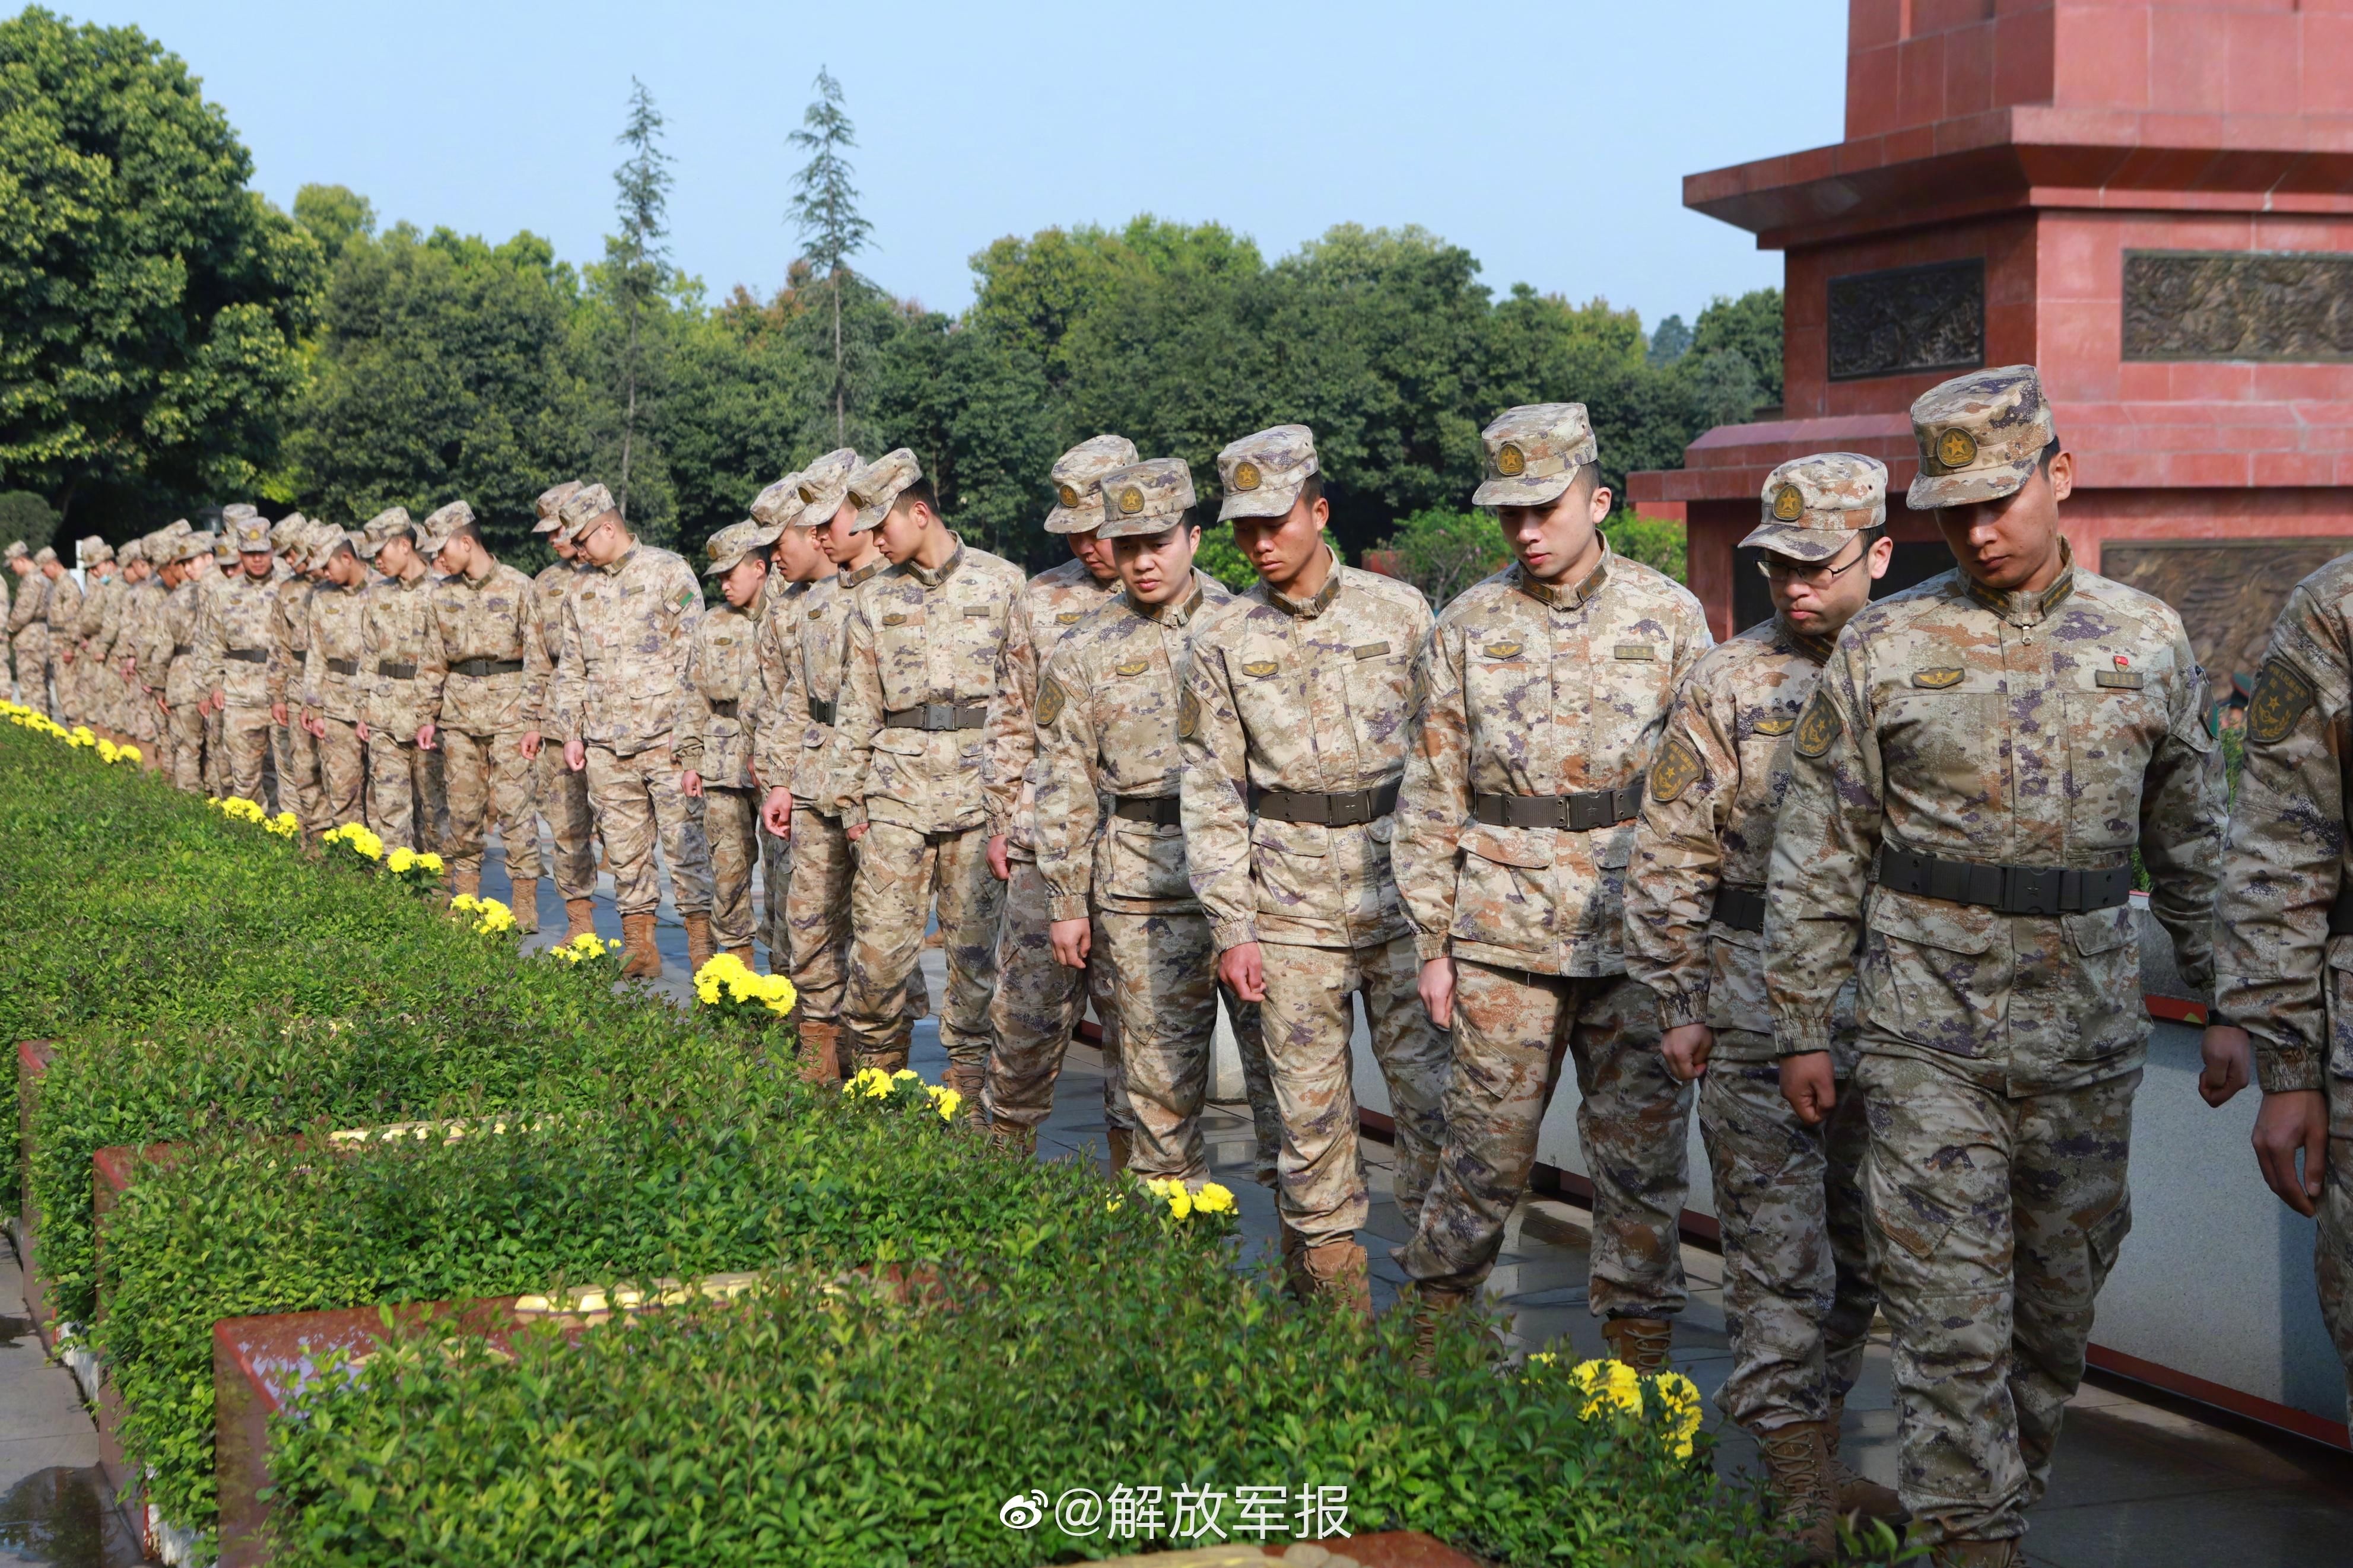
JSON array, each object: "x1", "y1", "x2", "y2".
[
  {"x1": 1193, "y1": 522, "x2": 1258, "y2": 592},
  {"x1": 1374, "y1": 507, "x2": 1510, "y2": 609},
  {"x1": 1691, "y1": 289, "x2": 1783, "y2": 406},
  {"x1": 0, "y1": 489, "x2": 58, "y2": 555},
  {"x1": 1606, "y1": 511, "x2": 1688, "y2": 583},
  {"x1": 291, "y1": 183, "x2": 376, "y2": 266},
  {"x1": 0, "y1": 8, "x2": 322, "y2": 519}
]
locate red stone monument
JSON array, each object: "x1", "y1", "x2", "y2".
[{"x1": 1632, "y1": 0, "x2": 2353, "y2": 704}]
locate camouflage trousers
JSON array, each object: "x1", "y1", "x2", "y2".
[
  {"x1": 583, "y1": 743, "x2": 712, "y2": 918},
  {"x1": 1400, "y1": 963, "x2": 1690, "y2": 1319},
  {"x1": 203, "y1": 702, "x2": 227, "y2": 796},
  {"x1": 367, "y1": 732, "x2": 442, "y2": 854},
  {"x1": 535, "y1": 745, "x2": 597, "y2": 901},
  {"x1": 2322, "y1": 1073, "x2": 2353, "y2": 1428},
  {"x1": 314, "y1": 717, "x2": 366, "y2": 830},
  {"x1": 761, "y1": 820, "x2": 790, "y2": 960},
  {"x1": 441, "y1": 727, "x2": 542, "y2": 888},
  {"x1": 121, "y1": 678, "x2": 159, "y2": 747},
  {"x1": 283, "y1": 717, "x2": 324, "y2": 839},
  {"x1": 841, "y1": 820, "x2": 999, "y2": 1078},
  {"x1": 1859, "y1": 1054, "x2": 2138, "y2": 1547},
  {"x1": 1261, "y1": 936, "x2": 1450, "y2": 1248},
  {"x1": 14, "y1": 632, "x2": 48, "y2": 715},
  {"x1": 1700, "y1": 1052, "x2": 1875, "y2": 1432},
  {"x1": 786, "y1": 805, "x2": 924, "y2": 1023},
  {"x1": 1101, "y1": 907, "x2": 1277, "y2": 1185},
  {"x1": 982, "y1": 857, "x2": 1133, "y2": 1136},
  {"x1": 220, "y1": 703, "x2": 274, "y2": 805},
  {"x1": 166, "y1": 702, "x2": 207, "y2": 794},
  {"x1": 703, "y1": 784, "x2": 760, "y2": 950}
]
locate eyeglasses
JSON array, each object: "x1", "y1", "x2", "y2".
[{"x1": 1757, "y1": 545, "x2": 1868, "y2": 587}]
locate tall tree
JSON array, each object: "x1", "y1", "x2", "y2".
[
  {"x1": 0, "y1": 8, "x2": 322, "y2": 533},
  {"x1": 786, "y1": 68, "x2": 872, "y2": 444},
  {"x1": 609, "y1": 77, "x2": 673, "y2": 520}
]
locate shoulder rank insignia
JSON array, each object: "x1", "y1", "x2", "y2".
[
  {"x1": 1034, "y1": 671, "x2": 1067, "y2": 728},
  {"x1": 1751, "y1": 714, "x2": 1796, "y2": 737},
  {"x1": 1241, "y1": 659, "x2": 1279, "y2": 678},
  {"x1": 2248, "y1": 657, "x2": 2316, "y2": 746},
  {"x1": 1177, "y1": 682, "x2": 1202, "y2": 740},
  {"x1": 1115, "y1": 657, "x2": 1150, "y2": 678},
  {"x1": 1794, "y1": 690, "x2": 1842, "y2": 759},
  {"x1": 1649, "y1": 734, "x2": 1705, "y2": 802},
  {"x1": 1481, "y1": 640, "x2": 1523, "y2": 660},
  {"x1": 1057, "y1": 611, "x2": 1083, "y2": 625},
  {"x1": 1911, "y1": 668, "x2": 1965, "y2": 689}
]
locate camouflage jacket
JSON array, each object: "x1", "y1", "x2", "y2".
[
  {"x1": 425, "y1": 561, "x2": 548, "y2": 735},
  {"x1": 42, "y1": 573, "x2": 81, "y2": 659},
  {"x1": 1624, "y1": 615, "x2": 1836, "y2": 1060},
  {"x1": 1763, "y1": 554, "x2": 2222, "y2": 1092},
  {"x1": 122, "y1": 580, "x2": 169, "y2": 691},
  {"x1": 266, "y1": 575, "x2": 313, "y2": 708},
  {"x1": 831, "y1": 537, "x2": 1025, "y2": 834},
  {"x1": 1179, "y1": 546, "x2": 1434, "y2": 952},
  {"x1": 753, "y1": 558, "x2": 888, "y2": 806},
  {"x1": 677, "y1": 599, "x2": 763, "y2": 789},
  {"x1": 983, "y1": 556, "x2": 1125, "y2": 857},
  {"x1": 1393, "y1": 549, "x2": 1711, "y2": 977},
  {"x1": 1035, "y1": 573, "x2": 1231, "y2": 921},
  {"x1": 303, "y1": 579, "x2": 370, "y2": 723},
  {"x1": 198, "y1": 570, "x2": 280, "y2": 706},
  {"x1": 155, "y1": 580, "x2": 209, "y2": 707},
  {"x1": 360, "y1": 568, "x2": 441, "y2": 736},
  {"x1": 74, "y1": 570, "x2": 112, "y2": 654},
  {"x1": 553, "y1": 543, "x2": 703, "y2": 756},
  {"x1": 2213, "y1": 551, "x2": 2353, "y2": 1094},
  {"x1": 8, "y1": 570, "x2": 46, "y2": 651}
]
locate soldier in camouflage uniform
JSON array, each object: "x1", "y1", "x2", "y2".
[
  {"x1": 40, "y1": 547, "x2": 81, "y2": 726},
  {"x1": 199, "y1": 512, "x2": 285, "y2": 805},
  {"x1": 10, "y1": 543, "x2": 52, "y2": 714},
  {"x1": 747, "y1": 473, "x2": 808, "y2": 966},
  {"x1": 301, "y1": 527, "x2": 373, "y2": 830},
  {"x1": 831, "y1": 450, "x2": 1025, "y2": 1093},
  {"x1": 123, "y1": 529, "x2": 182, "y2": 764},
  {"x1": 1623, "y1": 454, "x2": 1902, "y2": 1555},
  {"x1": 147, "y1": 532, "x2": 215, "y2": 793},
  {"x1": 1180, "y1": 424, "x2": 1448, "y2": 1312},
  {"x1": 70, "y1": 538, "x2": 119, "y2": 738},
  {"x1": 354, "y1": 508, "x2": 443, "y2": 852},
  {"x1": 2203, "y1": 558, "x2": 2353, "y2": 1442},
  {"x1": 980, "y1": 434, "x2": 1145, "y2": 1163},
  {"x1": 265, "y1": 514, "x2": 309, "y2": 797},
  {"x1": 757, "y1": 451, "x2": 925, "y2": 1083},
  {"x1": 528, "y1": 482, "x2": 601, "y2": 940},
  {"x1": 89, "y1": 537, "x2": 141, "y2": 745},
  {"x1": 267, "y1": 521, "x2": 327, "y2": 839},
  {"x1": 1031, "y1": 459, "x2": 1237, "y2": 1181},
  {"x1": 197, "y1": 529, "x2": 238, "y2": 797},
  {"x1": 421, "y1": 501, "x2": 551, "y2": 928},
  {"x1": 681, "y1": 518, "x2": 779, "y2": 965},
  {"x1": 1764, "y1": 367, "x2": 2222, "y2": 1567},
  {"x1": 1394, "y1": 405, "x2": 1713, "y2": 1367},
  {"x1": 554, "y1": 482, "x2": 716, "y2": 979}
]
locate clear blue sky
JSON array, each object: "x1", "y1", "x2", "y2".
[{"x1": 78, "y1": 0, "x2": 1847, "y2": 329}]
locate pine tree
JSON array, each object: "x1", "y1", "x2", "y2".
[
  {"x1": 786, "y1": 68, "x2": 873, "y2": 444},
  {"x1": 611, "y1": 78, "x2": 674, "y2": 520}
]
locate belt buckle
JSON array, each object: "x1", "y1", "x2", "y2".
[
  {"x1": 924, "y1": 702, "x2": 951, "y2": 730},
  {"x1": 2005, "y1": 864, "x2": 2060, "y2": 917},
  {"x1": 1563, "y1": 794, "x2": 1595, "y2": 832}
]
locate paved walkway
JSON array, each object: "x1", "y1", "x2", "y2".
[{"x1": 7, "y1": 837, "x2": 2352, "y2": 1564}]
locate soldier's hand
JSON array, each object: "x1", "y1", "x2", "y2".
[
  {"x1": 209, "y1": 687, "x2": 224, "y2": 709},
  {"x1": 1049, "y1": 918, "x2": 1091, "y2": 969},
  {"x1": 1220, "y1": 942, "x2": 1267, "y2": 1003},
  {"x1": 2198, "y1": 1024, "x2": 2253, "y2": 1108},
  {"x1": 846, "y1": 822, "x2": 868, "y2": 844},
  {"x1": 1417, "y1": 956, "x2": 1455, "y2": 1029},
  {"x1": 271, "y1": 702, "x2": 289, "y2": 727},
  {"x1": 987, "y1": 835, "x2": 1010, "y2": 882},
  {"x1": 681, "y1": 769, "x2": 703, "y2": 799},
  {"x1": 356, "y1": 719, "x2": 371, "y2": 744},
  {"x1": 1779, "y1": 1052, "x2": 1837, "y2": 1125},
  {"x1": 304, "y1": 713, "x2": 325, "y2": 738},
  {"x1": 564, "y1": 738, "x2": 586, "y2": 772},
  {"x1": 2252, "y1": 1089, "x2": 2329, "y2": 1217},
  {"x1": 1661, "y1": 1023, "x2": 1714, "y2": 1082},
  {"x1": 415, "y1": 723, "x2": 436, "y2": 750},
  {"x1": 519, "y1": 730, "x2": 542, "y2": 760},
  {"x1": 761, "y1": 787, "x2": 793, "y2": 838}
]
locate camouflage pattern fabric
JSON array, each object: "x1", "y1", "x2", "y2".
[
  {"x1": 2326, "y1": 1077, "x2": 2353, "y2": 1428},
  {"x1": 751, "y1": 559, "x2": 888, "y2": 805},
  {"x1": 441, "y1": 728, "x2": 541, "y2": 891},
  {"x1": 982, "y1": 857, "x2": 1133, "y2": 1135},
  {"x1": 583, "y1": 741, "x2": 713, "y2": 919},
  {"x1": 11, "y1": 570, "x2": 50, "y2": 714},
  {"x1": 678, "y1": 597, "x2": 766, "y2": 949},
  {"x1": 1099, "y1": 907, "x2": 1230, "y2": 1182},
  {"x1": 315, "y1": 718, "x2": 365, "y2": 831},
  {"x1": 552, "y1": 542, "x2": 704, "y2": 756},
  {"x1": 42, "y1": 570, "x2": 80, "y2": 722},
  {"x1": 840, "y1": 819, "x2": 997, "y2": 1076},
  {"x1": 784, "y1": 803, "x2": 926, "y2": 1025},
  {"x1": 528, "y1": 558, "x2": 596, "y2": 900},
  {"x1": 1904, "y1": 364, "x2": 2057, "y2": 512},
  {"x1": 368, "y1": 733, "x2": 441, "y2": 853},
  {"x1": 702, "y1": 784, "x2": 761, "y2": 949},
  {"x1": 154, "y1": 578, "x2": 208, "y2": 791},
  {"x1": 981, "y1": 555, "x2": 1122, "y2": 854}
]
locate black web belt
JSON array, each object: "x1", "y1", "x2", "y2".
[
  {"x1": 808, "y1": 698, "x2": 836, "y2": 726},
  {"x1": 1472, "y1": 781, "x2": 1645, "y2": 832},
  {"x1": 2328, "y1": 885, "x2": 2353, "y2": 935},
  {"x1": 223, "y1": 648, "x2": 268, "y2": 664},
  {"x1": 377, "y1": 660, "x2": 418, "y2": 680},
  {"x1": 325, "y1": 657, "x2": 358, "y2": 676},
  {"x1": 883, "y1": 701, "x2": 987, "y2": 731},
  {"x1": 708, "y1": 698, "x2": 739, "y2": 718},
  {"x1": 1112, "y1": 795, "x2": 1182, "y2": 825},
  {"x1": 171, "y1": 644, "x2": 194, "y2": 659},
  {"x1": 1714, "y1": 883, "x2": 1767, "y2": 932},
  {"x1": 1878, "y1": 845, "x2": 2133, "y2": 916},
  {"x1": 451, "y1": 657, "x2": 523, "y2": 678},
  {"x1": 1252, "y1": 781, "x2": 1398, "y2": 826}
]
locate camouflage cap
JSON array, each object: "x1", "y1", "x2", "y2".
[
  {"x1": 116, "y1": 536, "x2": 145, "y2": 566},
  {"x1": 33, "y1": 546, "x2": 56, "y2": 566},
  {"x1": 845, "y1": 449, "x2": 922, "y2": 533},
  {"x1": 532, "y1": 480, "x2": 585, "y2": 535},
  {"x1": 415, "y1": 500, "x2": 476, "y2": 556},
  {"x1": 1906, "y1": 364, "x2": 2056, "y2": 510},
  {"x1": 163, "y1": 519, "x2": 192, "y2": 538},
  {"x1": 1215, "y1": 425, "x2": 1319, "y2": 523},
  {"x1": 1094, "y1": 458, "x2": 1198, "y2": 540},
  {"x1": 1474, "y1": 403, "x2": 1597, "y2": 507},
  {"x1": 77, "y1": 535, "x2": 113, "y2": 566},
  {"x1": 220, "y1": 502, "x2": 260, "y2": 526},
  {"x1": 353, "y1": 506, "x2": 414, "y2": 560},
  {"x1": 792, "y1": 449, "x2": 862, "y2": 529},
  {"x1": 305, "y1": 519, "x2": 349, "y2": 561},
  {"x1": 227, "y1": 514, "x2": 274, "y2": 554},
  {"x1": 211, "y1": 535, "x2": 236, "y2": 564},
  {"x1": 703, "y1": 519, "x2": 775, "y2": 577},
  {"x1": 1741, "y1": 453, "x2": 1890, "y2": 562},
  {"x1": 1044, "y1": 434, "x2": 1141, "y2": 533},
  {"x1": 268, "y1": 514, "x2": 304, "y2": 552},
  {"x1": 748, "y1": 471, "x2": 808, "y2": 530},
  {"x1": 2, "y1": 541, "x2": 24, "y2": 561},
  {"x1": 173, "y1": 532, "x2": 216, "y2": 565},
  {"x1": 555, "y1": 484, "x2": 621, "y2": 546}
]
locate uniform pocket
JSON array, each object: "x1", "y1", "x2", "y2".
[
  {"x1": 1250, "y1": 815, "x2": 1336, "y2": 925},
  {"x1": 1862, "y1": 887, "x2": 1999, "y2": 1058},
  {"x1": 2062, "y1": 905, "x2": 2142, "y2": 1059},
  {"x1": 1447, "y1": 822, "x2": 1551, "y2": 953},
  {"x1": 1103, "y1": 820, "x2": 1191, "y2": 903},
  {"x1": 2326, "y1": 937, "x2": 2353, "y2": 1080},
  {"x1": 1704, "y1": 921, "x2": 1773, "y2": 1036}
]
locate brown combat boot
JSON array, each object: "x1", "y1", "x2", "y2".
[
  {"x1": 619, "y1": 912, "x2": 663, "y2": 980},
  {"x1": 1105, "y1": 1124, "x2": 1133, "y2": 1176},
  {"x1": 1756, "y1": 1421, "x2": 1837, "y2": 1564},
  {"x1": 683, "y1": 912, "x2": 716, "y2": 974},
  {"x1": 564, "y1": 896, "x2": 596, "y2": 941},
  {"x1": 1278, "y1": 1217, "x2": 1313, "y2": 1302},
  {"x1": 451, "y1": 863, "x2": 481, "y2": 900},
  {"x1": 1406, "y1": 1281, "x2": 1476, "y2": 1377},
  {"x1": 1601, "y1": 1315, "x2": 1674, "y2": 1374},
  {"x1": 1303, "y1": 1239, "x2": 1373, "y2": 1323},
  {"x1": 989, "y1": 1118, "x2": 1038, "y2": 1159},
  {"x1": 1825, "y1": 1397, "x2": 1907, "y2": 1522},
  {"x1": 796, "y1": 1017, "x2": 843, "y2": 1086},
  {"x1": 726, "y1": 944, "x2": 755, "y2": 968},
  {"x1": 508, "y1": 878, "x2": 539, "y2": 935},
  {"x1": 1928, "y1": 1538, "x2": 2022, "y2": 1568}
]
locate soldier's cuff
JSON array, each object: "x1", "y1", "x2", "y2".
[
  {"x1": 1413, "y1": 931, "x2": 1451, "y2": 963},
  {"x1": 1772, "y1": 1015, "x2": 1835, "y2": 1055},
  {"x1": 986, "y1": 811, "x2": 1014, "y2": 841},
  {"x1": 2256, "y1": 1052, "x2": 2326, "y2": 1096},
  {"x1": 674, "y1": 745, "x2": 704, "y2": 771},
  {"x1": 1211, "y1": 918, "x2": 1259, "y2": 953},
  {"x1": 1046, "y1": 893, "x2": 1091, "y2": 924},
  {"x1": 1656, "y1": 990, "x2": 1709, "y2": 1031},
  {"x1": 841, "y1": 803, "x2": 868, "y2": 831}
]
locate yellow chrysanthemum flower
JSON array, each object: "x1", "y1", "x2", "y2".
[{"x1": 927, "y1": 1084, "x2": 963, "y2": 1122}]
